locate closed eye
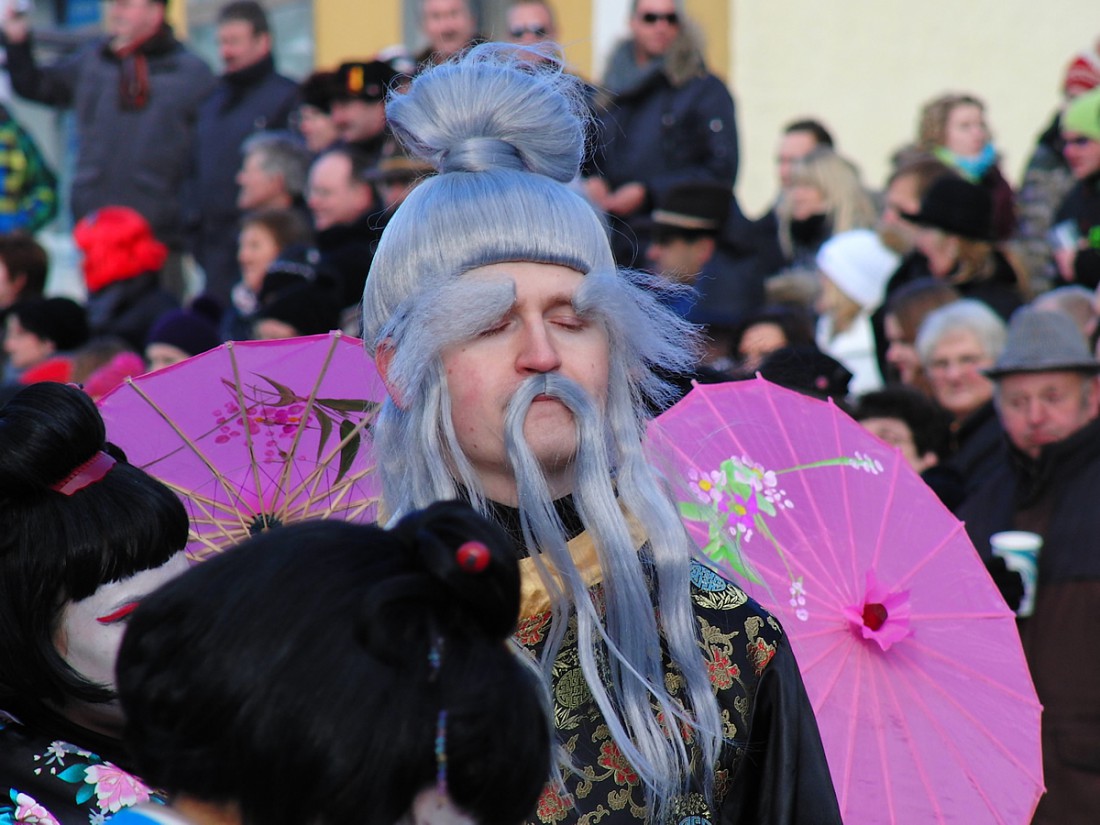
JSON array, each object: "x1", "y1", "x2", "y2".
[
  {"x1": 549, "y1": 313, "x2": 586, "y2": 331},
  {"x1": 478, "y1": 317, "x2": 511, "y2": 337}
]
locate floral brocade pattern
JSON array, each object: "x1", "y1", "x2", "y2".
[
  {"x1": 0, "y1": 712, "x2": 162, "y2": 825},
  {"x1": 517, "y1": 560, "x2": 785, "y2": 825}
]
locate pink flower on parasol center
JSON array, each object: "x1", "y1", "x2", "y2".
[{"x1": 842, "y1": 571, "x2": 912, "y2": 652}]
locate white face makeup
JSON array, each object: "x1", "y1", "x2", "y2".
[{"x1": 55, "y1": 552, "x2": 190, "y2": 692}]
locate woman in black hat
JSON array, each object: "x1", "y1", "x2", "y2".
[{"x1": 903, "y1": 175, "x2": 1026, "y2": 320}]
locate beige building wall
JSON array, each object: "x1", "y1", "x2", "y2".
[
  {"x1": 311, "y1": 1, "x2": 1096, "y2": 222},
  {"x1": 730, "y1": 1, "x2": 1099, "y2": 217}
]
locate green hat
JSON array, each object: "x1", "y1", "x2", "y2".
[{"x1": 1063, "y1": 86, "x2": 1100, "y2": 141}]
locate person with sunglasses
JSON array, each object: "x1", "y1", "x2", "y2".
[
  {"x1": 1052, "y1": 86, "x2": 1100, "y2": 288},
  {"x1": 585, "y1": 0, "x2": 739, "y2": 269},
  {"x1": 506, "y1": 0, "x2": 556, "y2": 47}
]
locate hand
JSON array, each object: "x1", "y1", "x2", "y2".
[
  {"x1": 604, "y1": 182, "x2": 646, "y2": 216},
  {"x1": 1054, "y1": 247, "x2": 1077, "y2": 282},
  {"x1": 583, "y1": 177, "x2": 611, "y2": 211}
]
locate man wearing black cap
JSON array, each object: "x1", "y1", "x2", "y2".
[
  {"x1": 331, "y1": 60, "x2": 399, "y2": 167},
  {"x1": 192, "y1": 0, "x2": 300, "y2": 308},
  {"x1": 958, "y1": 308, "x2": 1100, "y2": 823},
  {"x1": 645, "y1": 181, "x2": 764, "y2": 367}
]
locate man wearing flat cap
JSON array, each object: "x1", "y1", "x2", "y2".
[
  {"x1": 645, "y1": 181, "x2": 764, "y2": 371},
  {"x1": 958, "y1": 307, "x2": 1100, "y2": 823},
  {"x1": 331, "y1": 60, "x2": 399, "y2": 166}
]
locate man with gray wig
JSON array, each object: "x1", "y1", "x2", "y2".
[
  {"x1": 959, "y1": 307, "x2": 1100, "y2": 823},
  {"x1": 362, "y1": 45, "x2": 838, "y2": 824}
]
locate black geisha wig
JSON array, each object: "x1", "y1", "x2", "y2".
[
  {"x1": 116, "y1": 501, "x2": 551, "y2": 825},
  {"x1": 0, "y1": 382, "x2": 188, "y2": 706}
]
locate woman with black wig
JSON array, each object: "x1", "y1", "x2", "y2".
[
  {"x1": 0, "y1": 382, "x2": 190, "y2": 823},
  {"x1": 111, "y1": 501, "x2": 552, "y2": 825}
]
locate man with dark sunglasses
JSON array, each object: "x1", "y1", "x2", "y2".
[
  {"x1": 584, "y1": 0, "x2": 738, "y2": 270},
  {"x1": 1052, "y1": 87, "x2": 1100, "y2": 288},
  {"x1": 506, "y1": 0, "x2": 556, "y2": 46}
]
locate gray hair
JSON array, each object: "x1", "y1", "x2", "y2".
[
  {"x1": 915, "y1": 298, "x2": 1007, "y2": 366},
  {"x1": 1031, "y1": 285, "x2": 1097, "y2": 337},
  {"x1": 242, "y1": 131, "x2": 312, "y2": 200},
  {"x1": 363, "y1": 45, "x2": 722, "y2": 821}
]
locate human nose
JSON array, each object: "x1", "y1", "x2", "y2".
[
  {"x1": 1023, "y1": 398, "x2": 1046, "y2": 426},
  {"x1": 941, "y1": 360, "x2": 966, "y2": 381},
  {"x1": 516, "y1": 321, "x2": 562, "y2": 374}
]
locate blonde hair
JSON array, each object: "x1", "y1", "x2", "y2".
[{"x1": 777, "y1": 148, "x2": 877, "y2": 259}]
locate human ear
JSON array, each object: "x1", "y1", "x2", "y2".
[{"x1": 375, "y1": 339, "x2": 406, "y2": 409}]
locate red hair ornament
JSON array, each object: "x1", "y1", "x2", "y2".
[{"x1": 455, "y1": 541, "x2": 490, "y2": 573}]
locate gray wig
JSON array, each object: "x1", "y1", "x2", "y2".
[{"x1": 362, "y1": 46, "x2": 722, "y2": 820}]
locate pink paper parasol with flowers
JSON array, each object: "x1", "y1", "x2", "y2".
[
  {"x1": 646, "y1": 377, "x2": 1043, "y2": 824},
  {"x1": 98, "y1": 332, "x2": 385, "y2": 560}
]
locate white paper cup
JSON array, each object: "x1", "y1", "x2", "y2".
[{"x1": 990, "y1": 531, "x2": 1043, "y2": 618}]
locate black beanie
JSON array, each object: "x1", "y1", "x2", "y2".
[
  {"x1": 256, "y1": 283, "x2": 341, "y2": 336},
  {"x1": 146, "y1": 309, "x2": 221, "y2": 356},
  {"x1": 12, "y1": 297, "x2": 90, "y2": 351}
]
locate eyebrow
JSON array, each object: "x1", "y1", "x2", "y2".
[{"x1": 543, "y1": 292, "x2": 580, "y2": 310}]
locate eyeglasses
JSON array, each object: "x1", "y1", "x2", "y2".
[
  {"x1": 639, "y1": 12, "x2": 679, "y2": 25},
  {"x1": 927, "y1": 353, "x2": 989, "y2": 374},
  {"x1": 509, "y1": 24, "x2": 549, "y2": 38}
]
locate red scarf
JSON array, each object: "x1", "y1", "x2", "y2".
[{"x1": 110, "y1": 24, "x2": 172, "y2": 112}]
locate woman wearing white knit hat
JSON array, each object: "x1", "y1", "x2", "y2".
[{"x1": 815, "y1": 228, "x2": 900, "y2": 396}]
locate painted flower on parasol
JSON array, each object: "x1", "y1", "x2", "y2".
[
  {"x1": 99, "y1": 332, "x2": 386, "y2": 560},
  {"x1": 679, "y1": 451, "x2": 883, "y2": 621},
  {"x1": 647, "y1": 377, "x2": 1043, "y2": 824}
]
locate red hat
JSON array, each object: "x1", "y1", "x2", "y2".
[
  {"x1": 1064, "y1": 49, "x2": 1100, "y2": 98},
  {"x1": 74, "y1": 206, "x2": 168, "y2": 293}
]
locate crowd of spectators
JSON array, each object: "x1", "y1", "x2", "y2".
[{"x1": 0, "y1": 0, "x2": 1099, "y2": 820}]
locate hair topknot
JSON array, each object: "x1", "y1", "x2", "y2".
[
  {"x1": 356, "y1": 501, "x2": 521, "y2": 665},
  {"x1": 385, "y1": 44, "x2": 588, "y2": 183},
  {"x1": 0, "y1": 383, "x2": 105, "y2": 496}
]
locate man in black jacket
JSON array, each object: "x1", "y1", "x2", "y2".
[
  {"x1": 958, "y1": 308, "x2": 1100, "y2": 824},
  {"x1": 192, "y1": 0, "x2": 299, "y2": 306},
  {"x1": 585, "y1": 0, "x2": 737, "y2": 268},
  {"x1": 1053, "y1": 86, "x2": 1100, "y2": 289}
]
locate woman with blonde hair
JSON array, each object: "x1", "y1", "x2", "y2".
[
  {"x1": 775, "y1": 147, "x2": 878, "y2": 270},
  {"x1": 917, "y1": 92, "x2": 1016, "y2": 240}
]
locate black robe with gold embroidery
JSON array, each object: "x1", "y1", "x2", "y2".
[{"x1": 505, "y1": 506, "x2": 840, "y2": 825}]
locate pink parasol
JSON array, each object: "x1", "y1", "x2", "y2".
[
  {"x1": 98, "y1": 332, "x2": 385, "y2": 560},
  {"x1": 646, "y1": 377, "x2": 1043, "y2": 824}
]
